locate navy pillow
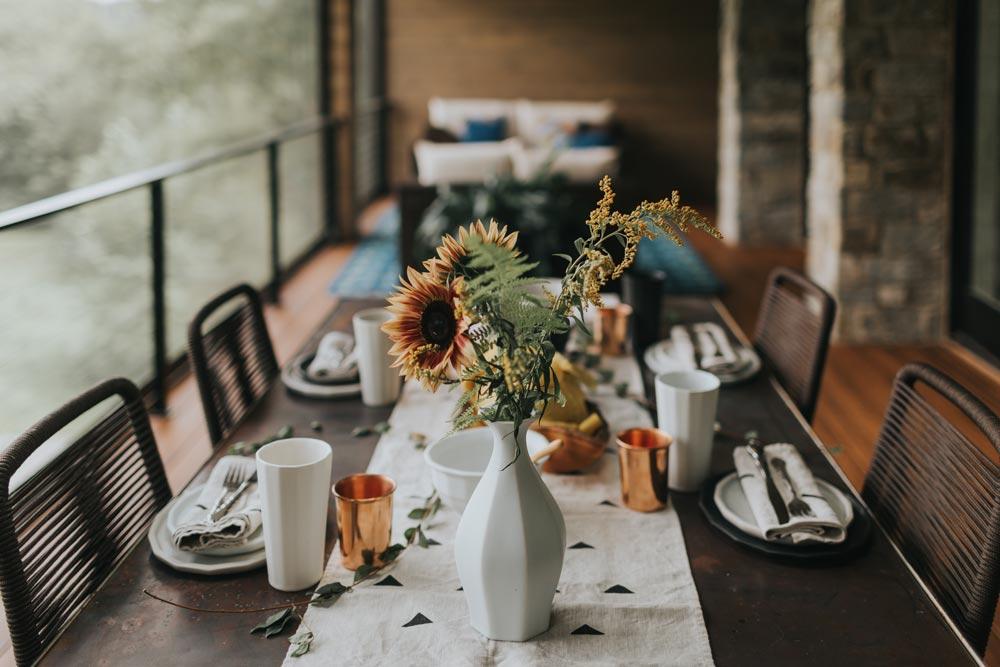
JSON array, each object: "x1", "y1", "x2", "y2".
[
  {"x1": 463, "y1": 117, "x2": 506, "y2": 142},
  {"x1": 567, "y1": 128, "x2": 613, "y2": 148}
]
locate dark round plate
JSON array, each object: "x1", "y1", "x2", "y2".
[{"x1": 698, "y1": 471, "x2": 872, "y2": 565}]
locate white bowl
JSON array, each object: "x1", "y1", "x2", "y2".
[{"x1": 424, "y1": 427, "x2": 550, "y2": 512}]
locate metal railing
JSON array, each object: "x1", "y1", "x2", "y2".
[{"x1": 0, "y1": 115, "x2": 342, "y2": 412}]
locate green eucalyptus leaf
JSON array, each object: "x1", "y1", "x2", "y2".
[
  {"x1": 310, "y1": 421, "x2": 323, "y2": 432},
  {"x1": 251, "y1": 607, "x2": 295, "y2": 637},
  {"x1": 407, "y1": 507, "x2": 427, "y2": 520},
  {"x1": 277, "y1": 425, "x2": 294, "y2": 439},
  {"x1": 354, "y1": 563, "x2": 376, "y2": 583},
  {"x1": 614, "y1": 382, "x2": 630, "y2": 398},
  {"x1": 417, "y1": 526, "x2": 430, "y2": 548},
  {"x1": 373, "y1": 421, "x2": 391, "y2": 434},
  {"x1": 596, "y1": 368, "x2": 614, "y2": 383},
  {"x1": 310, "y1": 581, "x2": 348, "y2": 607},
  {"x1": 351, "y1": 426, "x2": 372, "y2": 437},
  {"x1": 380, "y1": 543, "x2": 406, "y2": 564},
  {"x1": 404, "y1": 526, "x2": 417, "y2": 543}
]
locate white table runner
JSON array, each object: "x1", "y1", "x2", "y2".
[{"x1": 286, "y1": 356, "x2": 714, "y2": 666}]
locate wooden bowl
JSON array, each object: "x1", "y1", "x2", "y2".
[{"x1": 531, "y1": 403, "x2": 610, "y2": 474}]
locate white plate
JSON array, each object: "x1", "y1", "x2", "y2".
[
  {"x1": 281, "y1": 363, "x2": 361, "y2": 398},
  {"x1": 643, "y1": 340, "x2": 761, "y2": 384},
  {"x1": 148, "y1": 486, "x2": 265, "y2": 575},
  {"x1": 713, "y1": 471, "x2": 854, "y2": 541},
  {"x1": 164, "y1": 484, "x2": 264, "y2": 557}
]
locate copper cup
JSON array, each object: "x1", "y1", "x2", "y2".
[
  {"x1": 616, "y1": 428, "x2": 672, "y2": 512},
  {"x1": 333, "y1": 473, "x2": 396, "y2": 570},
  {"x1": 594, "y1": 303, "x2": 633, "y2": 356}
]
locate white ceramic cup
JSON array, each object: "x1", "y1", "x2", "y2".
[
  {"x1": 655, "y1": 370, "x2": 720, "y2": 492},
  {"x1": 256, "y1": 438, "x2": 333, "y2": 591},
  {"x1": 352, "y1": 308, "x2": 401, "y2": 406}
]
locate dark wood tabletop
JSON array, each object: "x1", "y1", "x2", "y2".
[{"x1": 40, "y1": 297, "x2": 979, "y2": 666}]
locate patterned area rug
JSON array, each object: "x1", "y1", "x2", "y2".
[
  {"x1": 328, "y1": 205, "x2": 401, "y2": 297},
  {"x1": 329, "y1": 204, "x2": 722, "y2": 296}
]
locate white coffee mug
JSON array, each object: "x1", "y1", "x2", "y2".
[
  {"x1": 352, "y1": 308, "x2": 401, "y2": 406},
  {"x1": 256, "y1": 438, "x2": 333, "y2": 591},
  {"x1": 655, "y1": 370, "x2": 720, "y2": 492}
]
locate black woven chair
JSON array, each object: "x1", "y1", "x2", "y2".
[
  {"x1": 863, "y1": 363, "x2": 1000, "y2": 655},
  {"x1": 188, "y1": 283, "x2": 279, "y2": 445},
  {"x1": 0, "y1": 378, "x2": 172, "y2": 666},
  {"x1": 753, "y1": 267, "x2": 836, "y2": 422}
]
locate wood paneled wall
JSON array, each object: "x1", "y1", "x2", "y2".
[{"x1": 384, "y1": 0, "x2": 719, "y2": 203}]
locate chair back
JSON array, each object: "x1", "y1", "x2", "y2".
[
  {"x1": 863, "y1": 363, "x2": 1000, "y2": 654},
  {"x1": 753, "y1": 267, "x2": 836, "y2": 422},
  {"x1": 188, "y1": 284, "x2": 278, "y2": 444},
  {"x1": 0, "y1": 378, "x2": 171, "y2": 666}
]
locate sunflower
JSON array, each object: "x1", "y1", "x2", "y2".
[
  {"x1": 424, "y1": 219, "x2": 519, "y2": 277},
  {"x1": 382, "y1": 267, "x2": 471, "y2": 390}
]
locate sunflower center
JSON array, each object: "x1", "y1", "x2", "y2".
[{"x1": 421, "y1": 300, "x2": 456, "y2": 347}]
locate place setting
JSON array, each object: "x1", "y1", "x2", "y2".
[{"x1": 643, "y1": 320, "x2": 761, "y2": 384}]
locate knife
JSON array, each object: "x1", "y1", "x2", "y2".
[{"x1": 744, "y1": 438, "x2": 790, "y2": 524}]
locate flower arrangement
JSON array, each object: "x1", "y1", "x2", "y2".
[{"x1": 383, "y1": 176, "x2": 719, "y2": 451}]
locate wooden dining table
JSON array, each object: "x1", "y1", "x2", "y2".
[{"x1": 40, "y1": 297, "x2": 981, "y2": 666}]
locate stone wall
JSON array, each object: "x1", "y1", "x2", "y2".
[
  {"x1": 806, "y1": 0, "x2": 953, "y2": 342},
  {"x1": 718, "y1": 0, "x2": 808, "y2": 246}
]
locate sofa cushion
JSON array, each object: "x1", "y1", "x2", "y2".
[
  {"x1": 427, "y1": 98, "x2": 517, "y2": 138},
  {"x1": 511, "y1": 143, "x2": 621, "y2": 183},
  {"x1": 413, "y1": 139, "x2": 516, "y2": 185},
  {"x1": 463, "y1": 117, "x2": 507, "y2": 142},
  {"x1": 515, "y1": 99, "x2": 616, "y2": 146}
]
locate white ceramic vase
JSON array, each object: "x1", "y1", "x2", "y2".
[{"x1": 454, "y1": 420, "x2": 566, "y2": 641}]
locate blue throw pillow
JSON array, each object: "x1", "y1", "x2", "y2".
[
  {"x1": 463, "y1": 117, "x2": 506, "y2": 142},
  {"x1": 567, "y1": 129, "x2": 613, "y2": 148}
]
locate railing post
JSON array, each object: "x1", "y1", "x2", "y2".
[
  {"x1": 267, "y1": 141, "x2": 281, "y2": 303},
  {"x1": 150, "y1": 180, "x2": 167, "y2": 414}
]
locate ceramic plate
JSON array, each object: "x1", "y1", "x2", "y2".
[
  {"x1": 643, "y1": 340, "x2": 761, "y2": 385},
  {"x1": 713, "y1": 471, "x2": 854, "y2": 542},
  {"x1": 281, "y1": 362, "x2": 361, "y2": 398},
  {"x1": 164, "y1": 484, "x2": 264, "y2": 557},
  {"x1": 149, "y1": 486, "x2": 265, "y2": 575}
]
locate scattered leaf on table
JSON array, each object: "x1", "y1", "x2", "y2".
[
  {"x1": 417, "y1": 526, "x2": 430, "y2": 548},
  {"x1": 277, "y1": 425, "x2": 294, "y2": 439},
  {"x1": 354, "y1": 563, "x2": 376, "y2": 584},
  {"x1": 289, "y1": 630, "x2": 313, "y2": 657},
  {"x1": 407, "y1": 507, "x2": 427, "y2": 520},
  {"x1": 583, "y1": 353, "x2": 600, "y2": 368},
  {"x1": 310, "y1": 421, "x2": 323, "y2": 432},
  {"x1": 373, "y1": 421, "x2": 391, "y2": 434},
  {"x1": 229, "y1": 442, "x2": 248, "y2": 456},
  {"x1": 380, "y1": 543, "x2": 406, "y2": 564},
  {"x1": 595, "y1": 369, "x2": 614, "y2": 383},
  {"x1": 409, "y1": 432, "x2": 428, "y2": 450},
  {"x1": 614, "y1": 382, "x2": 629, "y2": 398},
  {"x1": 351, "y1": 426, "x2": 373, "y2": 437},
  {"x1": 251, "y1": 608, "x2": 295, "y2": 638},
  {"x1": 403, "y1": 526, "x2": 417, "y2": 543},
  {"x1": 311, "y1": 581, "x2": 348, "y2": 607}
]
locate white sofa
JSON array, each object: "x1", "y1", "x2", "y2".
[{"x1": 413, "y1": 98, "x2": 621, "y2": 186}]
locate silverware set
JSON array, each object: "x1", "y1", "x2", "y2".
[
  {"x1": 716, "y1": 424, "x2": 816, "y2": 520},
  {"x1": 209, "y1": 463, "x2": 257, "y2": 521}
]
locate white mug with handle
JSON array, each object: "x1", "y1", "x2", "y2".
[
  {"x1": 655, "y1": 370, "x2": 720, "y2": 492},
  {"x1": 352, "y1": 308, "x2": 401, "y2": 407},
  {"x1": 256, "y1": 438, "x2": 332, "y2": 591}
]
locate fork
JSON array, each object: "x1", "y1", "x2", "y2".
[
  {"x1": 208, "y1": 465, "x2": 251, "y2": 521},
  {"x1": 770, "y1": 457, "x2": 814, "y2": 518}
]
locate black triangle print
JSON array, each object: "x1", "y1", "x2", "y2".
[
  {"x1": 456, "y1": 586, "x2": 463, "y2": 591},
  {"x1": 571, "y1": 624, "x2": 604, "y2": 635},
  {"x1": 402, "y1": 613, "x2": 433, "y2": 627},
  {"x1": 374, "y1": 575, "x2": 403, "y2": 587},
  {"x1": 599, "y1": 500, "x2": 617, "y2": 507},
  {"x1": 569, "y1": 541, "x2": 594, "y2": 549},
  {"x1": 427, "y1": 538, "x2": 441, "y2": 545},
  {"x1": 604, "y1": 584, "x2": 633, "y2": 594}
]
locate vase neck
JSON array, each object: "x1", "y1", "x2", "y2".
[{"x1": 486, "y1": 420, "x2": 532, "y2": 472}]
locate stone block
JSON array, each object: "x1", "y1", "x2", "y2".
[
  {"x1": 876, "y1": 283, "x2": 908, "y2": 307},
  {"x1": 862, "y1": 124, "x2": 925, "y2": 159},
  {"x1": 886, "y1": 27, "x2": 950, "y2": 55},
  {"x1": 872, "y1": 61, "x2": 947, "y2": 96}
]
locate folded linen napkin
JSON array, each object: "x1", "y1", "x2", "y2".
[
  {"x1": 305, "y1": 332, "x2": 357, "y2": 383},
  {"x1": 732, "y1": 443, "x2": 845, "y2": 544},
  {"x1": 669, "y1": 325, "x2": 698, "y2": 370},
  {"x1": 171, "y1": 456, "x2": 262, "y2": 552},
  {"x1": 694, "y1": 322, "x2": 745, "y2": 374}
]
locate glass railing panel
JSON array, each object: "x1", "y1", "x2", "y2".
[
  {"x1": 164, "y1": 154, "x2": 270, "y2": 359},
  {"x1": 279, "y1": 134, "x2": 324, "y2": 269},
  {"x1": 0, "y1": 190, "x2": 152, "y2": 443}
]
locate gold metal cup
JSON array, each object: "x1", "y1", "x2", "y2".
[
  {"x1": 594, "y1": 303, "x2": 633, "y2": 356},
  {"x1": 333, "y1": 473, "x2": 396, "y2": 570},
  {"x1": 616, "y1": 428, "x2": 672, "y2": 512}
]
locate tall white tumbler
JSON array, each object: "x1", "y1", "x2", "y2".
[
  {"x1": 256, "y1": 438, "x2": 333, "y2": 591},
  {"x1": 353, "y1": 308, "x2": 402, "y2": 407},
  {"x1": 655, "y1": 370, "x2": 720, "y2": 492}
]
